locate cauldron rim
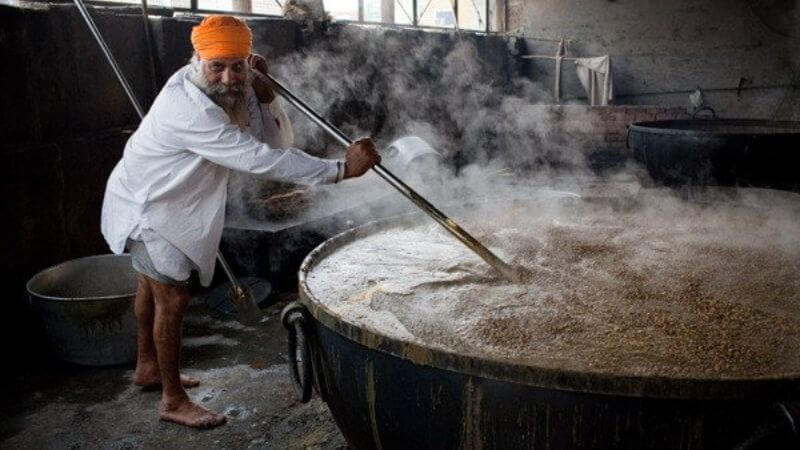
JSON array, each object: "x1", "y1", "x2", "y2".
[
  {"x1": 630, "y1": 118, "x2": 800, "y2": 137},
  {"x1": 299, "y1": 206, "x2": 800, "y2": 401}
]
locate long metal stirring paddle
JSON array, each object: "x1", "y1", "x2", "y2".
[
  {"x1": 73, "y1": 0, "x2": 261, "y2": 323},
  {"x1": 253, "y1": 69, "x2": 518, "y2": 281}
]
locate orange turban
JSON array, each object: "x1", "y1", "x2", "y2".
[{"x1": 191, "y1": 15, "x2": 252, "y2": 60}]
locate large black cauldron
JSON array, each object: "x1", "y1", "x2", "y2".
[
  {"x1": 286, "y1": 213, "x2": 800, "y2": 450},
  {"x1": 629, "y1": 119, "x2": 800, "y2": 191}
]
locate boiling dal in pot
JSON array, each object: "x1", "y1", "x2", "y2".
[{"x1": 306, "y1": 190, "x2": 800, "y2": 379}]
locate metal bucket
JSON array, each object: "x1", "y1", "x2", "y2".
[
  {"x1": 26, "y1": 254, "x2": 138, "y2": 366},
  {"x1": 290, "y1": 205, "x2": 800, "y2": 449}
]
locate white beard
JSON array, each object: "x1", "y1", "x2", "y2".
[{"x1": 188, "y1": 56, "x2": 251, "y2": 129}]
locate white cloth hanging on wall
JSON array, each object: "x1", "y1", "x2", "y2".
[{"x1": 575, "y1": 56, "x2": 614, "y2": 106}]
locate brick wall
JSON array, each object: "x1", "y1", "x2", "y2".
[
  {"x1": 592, "y1": 105, "x2": 689, "y2": 153},
  {"x1": 528, "y1": 104, "x2": 689, "y2": 155}
]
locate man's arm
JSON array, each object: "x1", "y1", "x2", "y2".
[
  {"x1": 248, "y1": 54, "x2": 275, "y2": 104},
  {"x1": 157, "y1": 105, "x2": 377, "y2": 184},
  {"x1": 189, "y1": 116, "x2": 338, "y2": 184},
  {"x1": 248, "y1": 54, "x2": 293, "y2": 148}
]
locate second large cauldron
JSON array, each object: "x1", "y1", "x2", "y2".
[
  {"x1": 628, "y1": 119, "x2": 800, "y2": 190},
  {"x1": 286, "y1": 191, "x2": 800, "y2": 449}
]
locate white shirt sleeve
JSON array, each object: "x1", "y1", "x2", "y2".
[{"x1": 155, "y1": 102, "x2": 342, "y2": 185}]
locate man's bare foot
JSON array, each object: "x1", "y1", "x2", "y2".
[
  {"x1": 160, "y1": 398, "x2": 227, "y2": 429},
  {"x1": 133, "y1": 369, "x2": 201, "y2": 389}
]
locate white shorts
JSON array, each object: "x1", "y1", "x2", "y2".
[{"x1": 126, "y1": 229, "x2": 196, "y2": 285}]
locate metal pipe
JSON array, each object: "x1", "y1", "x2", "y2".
[
  {"x1": 216, "y1": 249, "x2": 245, "y2": 293},
  {"x1": 140, "y1": 0, "x2": 159, "y2": 98},
  {"x1": 72, "y1": 0, "x2": 245, "y2": 293},
  {"x1": 255, "y1": 70, "x2": 517, "y2": 281},
  {"x1": 554, "y1": 39, "x2": 564, "y2": 103},
  {"x1": 74, "y1": 0, "x2": 145, "y2": 118},
  {"x1": 452, "y1": 0, "x2": 458, "y2": 31},
  {"x1": 81, "y1": 0, "x2": 280, "y2": 18},
  {"x1": 485, "y1": 0, "x2": 489, "y2": 33}
]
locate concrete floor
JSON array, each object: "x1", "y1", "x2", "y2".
[{"x1": 0, "y1": 296, "x2": 349, "y2": 449}]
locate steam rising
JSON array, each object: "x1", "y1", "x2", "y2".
[
  {"x1": 228, "y1": 26, "x2": 612, "y2": 242},
  {"x1": 222, "y1": 24, "x2": 799, "y2": 288},
  {"x1": 268, "y1": 26, "x2": 599, "y2": 171}
]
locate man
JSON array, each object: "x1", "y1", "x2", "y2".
[{"x1": 101, "y1": 15, "x2": 380, "y2": 429}]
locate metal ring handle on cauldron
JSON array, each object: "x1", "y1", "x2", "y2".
[
  {"x1": 281, "y1": 302, "x2": 313, "y2": 403},
  {"x1": 625, "y1": 125, "x2": 632, "y2": 150},
  {"x1": 732, "y1": 402, "x2": 800, "y2": 449},
  {"x1": 692, "y1": 106, "x2": 717, "y2": 120}
]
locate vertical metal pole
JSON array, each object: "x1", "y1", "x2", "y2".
[
  {"x1": 503, "y1": 0, "x2": 508, "y2": 32},
  {"x1": 231, "y1": 0, "x2": 253, "y2": 13},
  {"x1": 554, "y1": 39, "x2": 564, "y2": 103},
  {"x1": 413, "y1": 0, "x2": 418, "y2": 25},
  {"x1": 140, "y1": 0, "x2": 159, "y2": 98},
  {"x1": 485, "y1": 0, "x2": 489, "y2": 33},
  {"x1": 381, "y1": 0, "x2": 395, "y2": 23}
]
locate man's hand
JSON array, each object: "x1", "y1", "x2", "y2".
[
  {"x1": 344, "y1": 138, "x2": 381, "y2": 179},
  {"x1": 248, "y1": 53, "x2": 276, "y2": 104}
]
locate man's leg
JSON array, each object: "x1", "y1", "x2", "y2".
[
  {"x1": 133, "y1": 275, "x2": 158, "y2": 385},
  {"x1": 132, "y1": 275, "x2": 200, "y2": 388},
  {"x1": 149, "y1": 278, "x2": 226, "y2": 428}
]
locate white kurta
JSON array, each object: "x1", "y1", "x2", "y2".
[{"x1": 101, "y1": 65, "x2": 343, "y2": 286}]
